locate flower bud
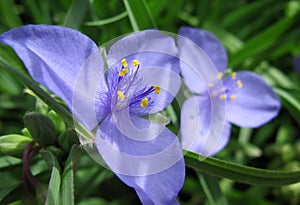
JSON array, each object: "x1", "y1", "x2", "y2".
[
  {"x1": 24, "y1": 112, "x2": 57, "y2": 146},
  {"x1": 0, "y1": 134, "x2": 32, "y2": 158}
]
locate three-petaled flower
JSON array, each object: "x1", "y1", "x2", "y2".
[
  {"x1": 0, "y1": 25, "x2": 185, "y2": 205},
  {"x1": 178, "y1": 26, "x2": 281, "y2": 156}
]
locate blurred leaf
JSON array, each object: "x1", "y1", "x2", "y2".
[
  {"x1": 229, "y1": 16, "x2": 296, "y2": 67},
  {"x1": 0, "y1": 0, "x2": 22, "y2": 28},
  {"x1": 0, "y1": 134, "x2": 32, "y2": 158},
  {"x1": 41, "y1": 150, "x2": 61, "y2": 205},
  {"x1": 123, "y1": 0, "x2": 156, "y2": 31},
  {"x1": 0, "y1": 183, "x2": 22, "y2": 202},
  {"x1": 85, "y1": 11, "x2": 128, "y2": 26},
  {"x1": 184, "y1": 150, "x2": 300, "y2": 186},
  {"x1": 199, "y1": 173, "x2": 228, "y2": 205},
  {"x1": 60, "y1": 145, "x2": 81, "y2": 205},
  {"x1": 24, "y1": 0, "x2": 51, "y2": 24},
  {"x1": 63, "y1": 0, "x2": 90, "y2": 29}
]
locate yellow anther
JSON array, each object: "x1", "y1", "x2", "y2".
[
  {"x1": 140, "y1": 98, "x2": 149, "y2": 108},
  {"x1": 231, "y1": 72, "x2": 237, "y2": 79},
  {"x1": 121, "y1": 59, "x2": 128, "y2": 67},
  {"x1": 219, "y1": 94, "x2": 227, "y2": 100},
  {"x1": 153, "y1": 85, "x2": 160, "y2": 94},
  {"x1": 207, "y1": 83, "x2": 214, "y2": 88},
  {"x1": 132, "y1": 59, "x2": 140, "y2": 67},
  {"x1": 216, "y1": 72, "x2": 223, "y2": 79},
  {"x1": 117, "y1": 91, "x2": 125, "y2": 100},
  {"x1": 118, "y1": 68, "x2": 128, "y2": 77},
  {"x1": 230, "y1": 95, "x2": 236, "y2": 101},
  {"x1": 237, "y1": 80, "x2": 243, "y2": 88}
]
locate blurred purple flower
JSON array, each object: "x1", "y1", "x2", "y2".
[
  {"x1": 0, "y1": 25, "x2": 185, "y2": 205},
  {"x1": 294, "y1": 55, "x2": 300, "y2": 74},
  {"x1": 178, "y1": 26, "x2": 281, "y2": 156}
]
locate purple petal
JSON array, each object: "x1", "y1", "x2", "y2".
[
  {"x1": 177, "y1": 30, "x2": 220, "y2": 94},
  {"x1": 178, "y1": 26, "x2": 228, "y2": 73},
  {"x1": 95, "y1": 114, "x2": 185, "y2": 204},
  {"x1": 294, "y1": 55, "x2": 300, "y2": 74},
  {"x1": 107, "y1": 30, "x2": 179, "y2": 73},
  {"x1": 224, "y1": 71, "x2": 281, "y2": 127},
  {"x1": 181, "y1": 95, "x2": 230, "y2": 156},
  {"x1": 131, "y1": 65, "x2": 182, "y2": 115},
  {"x1": 0, "y1": 25, "x2": 107, "y2": 129}
]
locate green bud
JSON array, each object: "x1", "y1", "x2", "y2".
[
  {"x1": 24, "y1": 112, "x2": 57, "y2": 146},
  {"x1": 58, "y1": 129, "x2": 79, "y2": 152},
  {"x1": 48, "y1": 110, "x2": 66, "y2": 134},
  {"x1": 0, "y1": 134, "x2": 32, "y2": 158}
]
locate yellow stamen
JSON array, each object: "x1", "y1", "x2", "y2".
[
  {"x1": 230, "y1": 95, "x2": 236, "y2": 101},
  {"x1": 216, "y1": 72, "x2": 223, "y2": 79},
  {"x1": 121, "y1": 58, "x2": 128, "y2": 68},
  {"x1": 231, "y1": 72, "x2": 237, "y2": 79},
  {"x1": 207, "y1": 83, "x2": 214, "y2": 88},
  {"x1": 132, "y1": 59, "x2": 140, "y2": 67},
  {"x1": 237, "y1": 80, "x2": 243, "y2": 88},
  {"x1": 219, "y1": 94, "x2": 227, "y2": 100},
  {"x1": 140, "y1": 98, "x2": 149, "y2": 108},
  {"x1": 118, "y1": 68, "x2": 128, "y2": 76},
  {"x1": 117, "y1": 91, "x2": 125, "y2": 100},
  {"x1": 153, "y1": 85, "x2": 160, "y2": 94}
]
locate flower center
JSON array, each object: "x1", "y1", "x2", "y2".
[
  {"x1": 207, "y1": 71, "x2": 243, "y2": 101},
  {"x1": 113, "y1": 58, "x2": 160, "y2": 111}
]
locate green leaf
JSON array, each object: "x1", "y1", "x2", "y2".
[
  {"x1": 63, "y1": 0, "x2": 90, "y2": 29},
  {"x1": 85, "y1": 11, "x2": 128, "y2": 26},
  {"x1": 184, "y1": 150, "x2": 300, "y2": 186},
  {"x1": 0, "y1": 57, "x2": 74, "y2": 126},
  {"x1": 123, "y1": 0, "x2": 156, "y2": 31},
  {"x1": 198, "y1": 173, "x2": 228, "y2": 205},
  {"x1": 0, "y1": 134, "x2": 32, "y2": 158},
  {"x1": 0, "y1": 0, "x2": 23, "y2": 28},
  {"x1": 41, "y1": 150, "x2": 61, "y2": 205},
  {"x1": 229, "y1": 16, "x2": 296, "y2": 67},
  {"x1": 60, "y1": 145, "x2": 81, "y2": 205}
]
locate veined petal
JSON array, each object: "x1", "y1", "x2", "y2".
[
  {"x1": 0, "y1": 25, "x2": 108, "y2": 130},
  {"x1": 177, "y1": 31, "x2": 220, "y2": 94},
  {"x1": 294, "y1": 55, "x2": 300, "y2": 74},
  {"x1": 131, "y1": 64, "x2": 182, "y2": 115},
  {"x1": 224, "y1": 71, "x2": 281, "y2": 127},
  {"x1": 178, "y1": 26, "x2": 228, "y2": 73},
  {"x1": 107, "y1": 30, "x2": 180, "y2": 74},
  {"x1": 181, "y1": 96, "x2": 229, "y2": 156},
  {"x1": 95, "y1": 114, "x2": 185, "y2": 204}
]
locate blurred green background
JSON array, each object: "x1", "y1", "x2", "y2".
[{"x1": 0, "y1": 0, "x2": 300, "y2": 204}]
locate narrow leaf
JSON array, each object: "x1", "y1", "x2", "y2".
[
  {"x1": 184, "y1": 150, "x2": 300, "y2": 186},
  {"x1": 60, "y1": 145, "x2": 82, "y2": 205},
  {"x1": 63, "y1": 0, "x2": 90, "y2": 29},
  {"x1": 41, "y1": 150, "x2": 61, "y2": 205},
  {"x1": 123, "y1": 0, "x2": 156, "y2": 31},
  {"x1": 85, "y1": 11, "x2": 128, "y2": 26}
]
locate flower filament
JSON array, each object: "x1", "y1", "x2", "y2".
[{"x1": 114, "y1": 59, "x2": 160, "y2": 110}]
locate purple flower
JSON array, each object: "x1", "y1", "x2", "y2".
[
  {"x1": 0, "y1": 25, "x2": 185, "y2": 204},
  {"x1": 294, "y1": 55, "x2": 300, "y2": 74},
  {"x1": 178, "y1": 26, "x2": 281, "y2": 156}
]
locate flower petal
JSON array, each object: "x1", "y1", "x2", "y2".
[
  {"x1": 178, "y1": 26, "x2": 228, "y2": 73},
  {"x1": 95, "y1": 114, "x2": 185, "y2": 204},
  {"x1": 0, "y1": 25, "x2": 107, "y2": 129},
  {"x1": 181, "y1": 95, "x2": 230, "y2": 156},
  {"x1": 131, "y1": 65, "x2": 182, "y2": 115},
  {"x1": 177, "y1": 30, "x2": 220, "y2": 94},
  {"x1": 294, "y1": 55, "x2": 300, "y2": 74},
  {"x1": 107, "y1": 30, "x2": 179, "y2": 73},
  {"x1": 224, "y1": 71, "x2": 281, "y2": 127}
]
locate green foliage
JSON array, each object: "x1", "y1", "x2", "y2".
[{"x1": 0, "y1": 0, "x2": 300, "y2": 205}]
